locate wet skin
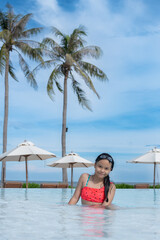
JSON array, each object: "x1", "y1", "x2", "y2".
[
  {"x1": 81, "y1": 159, "x2": 112, "y2": 205},
  {"x1": 68, "y1": 159, "x2": 116, "y2": 207}
]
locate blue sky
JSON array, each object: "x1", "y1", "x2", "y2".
[{"x1": 0, "y1": 0, "x2": 160, "y2": 184}]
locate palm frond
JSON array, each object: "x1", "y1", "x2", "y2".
[
  {"x1": 11, "y1": 14, "x2": 21, "y2": 30},
  {"x1": 0, "y1": 11, "x2": 8, "y2": 30},
  {"x1": 42, "y1": 37, "x2": 65, "y2": 57},
  {"x1": 70, "y1": 72, "x2": 92, "y2": 111},
  {"x1": 30, "y1": 60, "x2": 56, "y2": 78},
  {"x1": 20, "y1": 27, "x2": 43, "y2": 38},
  {"x1": 67, "y1": 55, "x2": 99, "y2": 98},
  {"x1": 0, "y1": 61, "x2": 5, "y2": 74},
  {"x1": 12, "y1": 13, "x2": 32, "y2": 38},
  {"x1": 79, "y1": 61, "x2": 107, "y2": 81},
  {"x1": 14, "y1": 41, "x2": 43, "y2": 62},
  {"x1": 0, "y1": 45, "x2": 17, "y2": 80},
  {"x1": 18, "y1": 39, "x2": 42, "y2": 48},
  {"x1": 0, "y1": 44, "x2": 6, "y2": 73},
  {"x1": 0, "y1": 43, "x2": 17, "y2": 81},
  {"x1": 68, "y1": 25, "x2": 87, "y2": 52},
  {"x1": 0, "y1": 29, "x2": 11, "y2": 42},
  {"x1": 0, "y1": 62, "x2": 4, "y2": 74},
  {"x1": 74, "y1": 64, "x2": 99, "y2": 98},
  {"x1": 55, "y1": 80, "x2": 63, "y2": 92},
  {"x1": 51, "y1": 26, "x2": 65, "y2": 38},
  {"x1": 72, "y1": 25, "x2": 87, "y2": 37},
  {"x1": 73, "y1": 46, "x2": 102, "y2": 60},
  {"x1": 8, "y1": 62, "x2": 18, "y2": 81},
  {"x1": 42, "y1": 37, "x2": 60, "y2": 49},
  {"x1": 47, "y1": 65, "x2": 63, "y2": 100},
  {"x1": 61, "y1": 35, "x2": 69, "y2": 52},
  {"x1": 18, "y1": 52, "x2": 38, "y2": 89}
]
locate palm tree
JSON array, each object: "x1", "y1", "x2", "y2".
[
  {"x1": 33, "y1": 25, "x2": 107, "y2": 183},
  {"x1": 0, "y1": 5, "x2": 43, "y2": 187}
]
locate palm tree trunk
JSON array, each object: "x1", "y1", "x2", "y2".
[
  {"x1": 1, "y1": 50, "x2": 9, "y2": 188},
  {"x1": 61, "y1": 71, "x2": 68, "y2": 183}
]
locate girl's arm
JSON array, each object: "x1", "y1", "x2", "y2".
[
  {"x1": 68, "y1": 174, "x2": 84, "y2": 205},
  {"x1": 101, "y1": 183, "x2": 116, "y2": 207}
]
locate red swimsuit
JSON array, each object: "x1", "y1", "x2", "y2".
[{"x1": 81, "y1": 175, "x2": 105, "y2": 203}]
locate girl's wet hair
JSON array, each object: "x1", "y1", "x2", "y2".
[{"x1": 95, "y1": 153, "x2": 114, "y2": 202}]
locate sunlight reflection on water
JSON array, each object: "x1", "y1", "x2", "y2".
[{"x1": 0, "y1": 189, "x2": 160, "y2": 240}]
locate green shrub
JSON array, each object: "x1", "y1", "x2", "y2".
[
  {"x1": 115, "y1": 183, "x2": 134, "y2": 189},
  {"x1": 22, "y1": 182, "x2": 40, "y2": 188},
  {"x1": 149, "y1": 185, "x2": 160, "y2": 189}
]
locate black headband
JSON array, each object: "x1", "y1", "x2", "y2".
[
  {"x1": 95, "y1": 153, "x2": 114, "y2": 170},
  {"x1": 96, "y1": 153, "x2": 113, "y2": 162}
]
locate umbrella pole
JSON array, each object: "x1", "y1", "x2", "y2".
[
  {"x1": 25, "y1": 157, "x2": 28, "y2": 189},
  {"x1": 153, "y1": 163, "x2": 156, "y2": 189},
  {"x1": 71, "y1": 164, "x2": 73, "y2": 188}
]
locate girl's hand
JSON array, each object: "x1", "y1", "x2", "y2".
[
  {"x1": 101, "y1": 183, "x2": 116, "y2": 207},
  {"x1": 68, "y1": 174, "x2": 85, "y2": 205}
]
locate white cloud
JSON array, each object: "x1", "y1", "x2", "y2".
[
  {"x1": 1, "y1": 0, "x2": 160, "y2": 182},
  {"x1": 28, "y1": 0, "x2": 160, "y2": 120},
  {"x1": 0, "y1": 0, "x2": 156, "y2": 124}
]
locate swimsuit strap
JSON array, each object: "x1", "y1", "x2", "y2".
[{"x1": 86, "y1": 174, "x2": 91, "y2": 186}]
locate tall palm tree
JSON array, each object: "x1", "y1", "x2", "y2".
[
  {"x1": 33, "y1": 25, "x2": 107, "y2": 183},
  {"x1": 0, "y1": 5, "x2": 43, "y2": 187}
]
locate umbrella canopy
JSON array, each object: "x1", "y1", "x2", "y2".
[
  {"x1": 0, "y1": 140, "x2": 56, "y2": 188},
  {"x1": 48, "y1": 152, "x2": 94, "y2": 187},
  {"x1": 127, "y1": 147, "x2": 160, "y2": 188}
]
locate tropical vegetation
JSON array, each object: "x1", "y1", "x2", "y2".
[
  {"x1": 23, "y1": 182, "x2": 160, "y2": 189},
  {"x1": 115, "y1": 183, "x2": 134, "y2": 189},
  {"x1": 0, "y1": 4, "x2": 107, "y2": 186},
  {"x1": 22, "y1": 182, "x2": 40, "y2": 188},
  {"x1": 0, "y1": 5, "x2": 43, "y2": 187},
  {"x1": 32, "y1": 26, "x2": 107, "y2": 183}
]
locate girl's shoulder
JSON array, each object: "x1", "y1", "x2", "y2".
[
  {"x1": 110, "y1": 181, "x2": 115, "y2": 185},
  {"x1": 80, "y1": 173, "x2": 90, "y2": 180},
  {"x1": 79, "y1": 173, "x2": 90, "y2": 185},
  {"x1": 110, "y1": 182, "x2": 116, "y2": 190}
]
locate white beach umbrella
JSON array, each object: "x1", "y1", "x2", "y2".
[
  {"x1": 0, "y1": 140, "x2": 56, "y2": 188},
  {"x1": 47, "y1": 152, "x2": 94, "y2": 188},
  {"x1": 127, "y1": 147, "x2": 160, "y2": 188}
]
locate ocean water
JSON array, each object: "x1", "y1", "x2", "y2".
[{"x1": 0, "y1": 188, "x2": 160, "y2": 240}]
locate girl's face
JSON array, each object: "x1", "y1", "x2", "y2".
[{"x1": 94, "y1": 159, "x2": 112, "y2": 179}]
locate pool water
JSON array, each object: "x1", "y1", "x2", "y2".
[{"x1": 0, "y1": 189, "x2": 160, "y2": 240}]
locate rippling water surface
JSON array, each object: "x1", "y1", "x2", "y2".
[{"x1": 0, "y1": 189, "x2": 160, "y2": 240}]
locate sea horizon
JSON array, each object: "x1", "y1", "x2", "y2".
[
  {"x1": 1, "y1": 150, "x2": 159, "y2": 184},
  {"x1": 0, "y1": 180, "x2": 156, "y2": 188}
]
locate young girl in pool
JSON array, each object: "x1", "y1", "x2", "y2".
[{"x1": 68, "y1": 153, "x2": 116, "y2": 207}]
